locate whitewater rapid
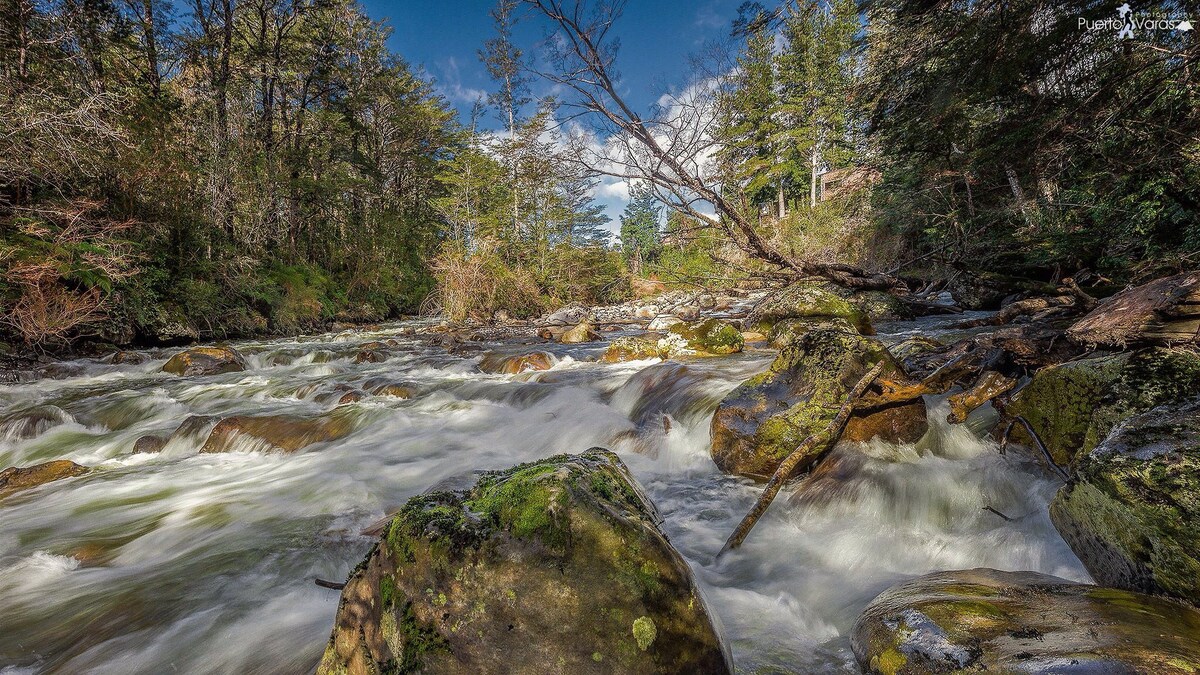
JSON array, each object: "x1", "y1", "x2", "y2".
[{"x1": 0, "y1": 317, "x2": 1087, "y2": 673}]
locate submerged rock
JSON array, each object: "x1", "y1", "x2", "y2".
[
  {"x1": 317, "y1": 449, "x2": 729, "y2": 675},
  {"x1": 199, "y1": 414, "x2": 354, "y2": 454},
  {"x1": 0, "y1": 406, "x2": 72, "y2": 440},
  {"x1": 711, "y1": 329, "x2": 927, "y2": 479},
  {"x1": 479, "y1": 350, "x2": 556, "y2": 374},
  {"x1": 1003, "y1": 347, "x2": 1200, "y2": 466},
  {"x1": 852, "y1": 568, "x2": 1200, "y2": 675},
  {"x1": 748, "y1": 283, "x2": 872, "y2": 335},
  {"x1": 1051, "y1": 399, "x2": 1200, "y2": 606},
  {"x1": 0, "y1": 460, "x2": 89, "y2": 498},
  {"x1": 133, "y1": 434, "x2": 167, "y2": 454},
  {"x1": 162, "y1": 346, "x2": 247, "y2": 377}
]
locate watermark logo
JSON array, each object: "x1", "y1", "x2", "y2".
[{"x1": 1080, "y1": 3, "x2": 1193, "y2": 39}]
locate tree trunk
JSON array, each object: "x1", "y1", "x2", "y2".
[{"x1": 809, "y1": 147, "x2": 819, "y2": 207}]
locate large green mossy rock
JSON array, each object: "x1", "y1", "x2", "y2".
[
  {"x1": 318, "y1": 449, "x2": 730, "y2": 675},
  {"x1": 666, "y1": 319, "x2": 744, "y2": 356},
  {"x1": 852, "y1": 568, "x2": 1200, "y2": 675},
  {"x1": 1050, "y1": 399, "x2": 1200, "y2": 607},
  {"x1": 710, "y1": 329, "x2": 927, "y2": 480},
  {"x1": 749, "y1": 283, "x2": 872, "y2": 335},
  {"x1": 1005, "y1": 347, "x2": 1200, "y2": 466}
]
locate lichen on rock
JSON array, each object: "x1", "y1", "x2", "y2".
[
  {"x1": 317, "y1": 448, "x2": 729, "y2": 675},
  {"x1": 1050, "y1": 397, "x2": 1200, "y2": 607},
  {"x1": 666, "y1": 319, "x2": 744, "y2": 356}
]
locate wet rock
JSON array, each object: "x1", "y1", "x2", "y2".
[
  {"x1": 666, "y1": 319, "x2": 744, "y2": 356},
  {"x1": 767, "y1": 316, "x2": 856, "y2": 349},
  {"x1": 840, "y1": 289, "x2": 914, "y2": 322},
  {"x1": 137, "y1": 304, "x2": 200, "y2": 346},
  {"x1": 199, "y1": 414, "x2": 354, "y2": 454},
  {"x1": 559, "y1": 321, "x2": 600, "y2": 344},
  {"x1": 711, "y1": 329, "x2": 927, "y2": 480},
  {"x1": 354, "y1": 347, "x2": 387, "y2": 364},
  {"x1": 336, "y1": 390, "x2": 366, "y2": 405},
  {"x1": 0, "y1": 406, "x2": 72, "y2": 440},
  {"x1": 110, "y1": 350, "x2": 147, "y2": 365},
  {"x1": 852, "y1": 568, "x2": 1200, "y2": 675},
  {"x1": 479, "y1": 351, "x2": 556, "y2": 374},
  {"x1": 162, "y1": 346, "x2": 247, "y2": 377},
  {"x1": 1050, "y1": 399, "x2": 1200, "y2": 606},
  {"x1": 675, "y1": 305, "x2": 701, "y2": 321},
  {"x1": 167, "y1": 415, "x2": 218, "y2": 444},
  {"x1": 748, "y1": 282, "x2": 872, "y2": 335},
  {"x1": 886, "y1": 336, "x2": 943, "y2": 364},
  {"x1": 133, "y1": 435, "x2": 167, "y2": 454},
  {"x1": 317, "y1": 449, "x2": 729, "y2": 675},
  {"x1": 365, "y1": 380, "x2": 415, "y2": 399},
  {"x1": 947, "y1": 272, "x2": 1058, "y2": 310},
  {"x1": 602, "y1": 336, "x2": 663, "y2": 363},
  {"x1": 0, "y1": 460, "x2": 89, "y2": 497},
  {"x1": 1004, "y1": 347, "x2": 1200, "y2": 466},
  {"x1": 1068, "y1": 271, "x2": 1200, "y2": 347}
]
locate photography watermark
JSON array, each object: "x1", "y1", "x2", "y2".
[{"x1": 1079, "y1": 3, "x2": 1193, "y2": 39}]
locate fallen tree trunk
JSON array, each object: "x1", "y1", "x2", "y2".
[
  {"x1": 720, "y1": 362, "x2": 884, "y2": 554},
  {"x1": 952, "y1": 296, "x2": 1075, "y2": 328}
]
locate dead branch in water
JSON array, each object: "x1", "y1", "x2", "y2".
[
  {"x1": 315, "y1": 578, "x2": 346, "y2": 590},
  {"x1": 720, "y1": 362, "x2": 885, "y2": 554},
  {"x1": 999, "y1": 416, "x2": 1070, "y2": 482}
]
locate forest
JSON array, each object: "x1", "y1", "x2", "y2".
[{"x1": 3, "y1": 0, "x2": 1195, "y2": 353}]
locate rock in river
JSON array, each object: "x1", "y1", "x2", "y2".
[
  {"x1": 710, "y1": 329, "x2": 927, "y2": 480},
  {"x1": 747, "y1": 282, "x2": 872, "y2": 335},
  {"x1": 317, "y1": 448, "x2": 729, "y2": 674},
  {"x1": 0, "y1": 460, "x2": 89, "y2": 498},
  {"x1": 1050, "y1": 398, "x2": 1200, "y2": 606},
  {"x1": 200, "y1": 414, "x2": 354, "y2": 454},
  {"x1": 853, "y1": 568, "x2": 1200, "y2": 675},
  {"x1": 162, "y1": 346, "x2": 247, "y2": 377}
]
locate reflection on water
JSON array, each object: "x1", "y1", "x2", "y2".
[{"x1": 0, "y1": 317, "x2": 1085, "y2": 673}]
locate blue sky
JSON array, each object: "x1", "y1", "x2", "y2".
[{"x1": 359, "y1": 0, "x2": 746, "y2": 231}]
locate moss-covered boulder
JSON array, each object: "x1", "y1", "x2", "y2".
[
  {"x1": 766, "y1": 316, "x2": 856, "y2": 349},
  {"x1": 479, "y1": 350, "x2": 556, "y2": 374},
  {"x1": 317, "y1": 449, "x2": 729, "y2": 675},
  {"x1": 710, "y1": 329, "x2": 927, "y2": 480},
  {"x1": 199, "y1": 413, "x2": 354, "y2": 454},
  {"x1": 602, "y1": 336, "x2": 663, "y2": 363},
  {"x1": 844, "y1": 290, "x2": 914, "y2": 322},
  {"x1": 667, "y1": 319, "x2": 744, "y2": 356},
  {"x1": 162, "y1": 345, "x2": 247, "y2": 377},
  {"x1": 748, "y1": 283, "x2": 872, "y2": 335},
  {"x1": 0, "y1": 460, "x2": 89, "y2": 498},
  {"x1": 1050, "y1": 398, "x2": 1200, "y2": 606},
  {"x1": 852, "y1": 568, "x2": 1200, "y2": 675},
  {"x1": 1004, "y1": 347, "x2": 1200, "y2": 466}
]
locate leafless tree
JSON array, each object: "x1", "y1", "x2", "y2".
[{"x1": 524, "y1": 0, "x2": 903, "y2": 291}]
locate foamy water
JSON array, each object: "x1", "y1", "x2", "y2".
[{"x1": 0, "y1": 317, "x2": 1086, "y2": 673}]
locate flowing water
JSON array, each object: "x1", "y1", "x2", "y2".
[{"x1": 0, "y1": 316, "x2": 1087, "y2": 673}]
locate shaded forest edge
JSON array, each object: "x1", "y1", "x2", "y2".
[{"x1": 2, "y1": 0, "x2": 1197, "y2": 361}]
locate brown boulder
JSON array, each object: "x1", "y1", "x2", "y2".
[
  {"x1": 199, "y1": 414, "x2": 354, "y2": 454},
  {"x1": 162, "y1": 346, "x2": 247, "y2": 377},
  {"x1": 0, "y1": 460, "x2": 89, "y2": 497}
]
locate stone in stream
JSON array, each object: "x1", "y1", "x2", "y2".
[
  {"x1": 710, "y1": 329, "x2": 927, "y2": 480},
  {"x1": 559, "y1": 321, "x2": 601, "y2": 344},
  {"x1": 0, "y1": 406, "x2": 72, "y2": 440},
  {"x1": 665, "y1": 319, "x2": 744, "y2": 356},
  {"x1": 132, "y1": 434, "x2": 167, "y2": 454},
  {"x1": 478, "y1": 350, "x2": 556, "y2": 374},
  {"x1": 161, "y1": 345, "x2": 247, "y2": 377},
  {"x1": 852, "y1": 568, "x2": 1200, "y2": 675},
  {"x1": 1002, "y1": 347, "x2": 1200, "y2": 466},
  {"x1": 1068, "y1": 271, "x2": 1200, "y2": 347},
  {"x1": 765, "y1": 316, "x2": 857, "y2": 349},
  {"x1": 199, "y1": 413, "x2": 354, "y2": 454},
  {"x1": 0, "y1": 460, "x2": 89, "y2": 498},
  {"x1": 354, "y1": 347, "x2": 387, "y2": 364},
  {"x1": 317, "y1": 449, "x2": 730, "y2": 675},
  {"x1": 602, "y1": 335, "x2": 664, "y2": 363},
  {"x1": 842, "y1": 289, "x2": 915, "y2": 322},
  {"x1": 747, "y1": 282, "x2": 872, "y2": 335},
  {"x1": 1050, "y1": 398, "x2": 1200, "y2": 607}
]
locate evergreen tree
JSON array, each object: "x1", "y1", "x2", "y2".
[{"x1": 619, "y1": 184, "x2": 662, "y2": 272}]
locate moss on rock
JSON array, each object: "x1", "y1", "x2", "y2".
[
  {"x1": 1050, "y1": 398, "x2": 1200, "y2": 606},
  {"x1": 318, "y1": 449, "x2": 730, "y2": 675},
  {"x1": 666, "y1": 319, "x2": 744, "y2": 356},
  {"x1": 710, "y1": 328, "x2": 927, "y2": 480},
  {"x1": 852, "y1": 568, "x2": 1200, "y2": 674},
  {"x1": 601, "y1": 336, "x2": 663, "y2": 363},
  {"x1": 749, "y1": 282, "x2": 872, "y2": 335},
  {"x1": 1005, "y1": 347, "x2": 1200, "y2": 466}
]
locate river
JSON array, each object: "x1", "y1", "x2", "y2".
[{"x1": 0, "y1": 314, "x2": 1087, "y2": 673}]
